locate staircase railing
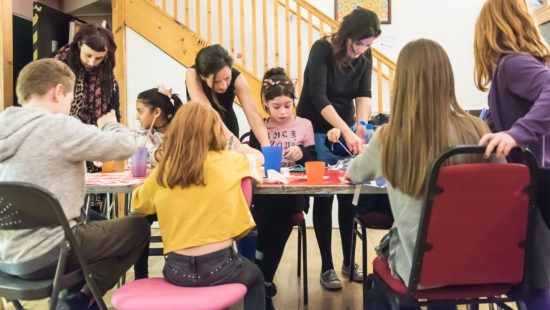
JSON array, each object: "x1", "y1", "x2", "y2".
[{"x1": 151, "y1": 0, "x2": 395, "y2": 114}]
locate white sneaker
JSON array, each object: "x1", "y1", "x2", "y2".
[{"x1": 320, "y1": 269, "x2": 343, "y2": 290}]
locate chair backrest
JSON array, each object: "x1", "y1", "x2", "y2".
[
  {"x1": 409, "y1": 146, "x2": 537, "y2": 291},
  {"x1": 0, "y1": 182, "x2": 69, "y2": 231},
  {"x1": 241, "y1": 177, "x2": 253, "y2": 207}
]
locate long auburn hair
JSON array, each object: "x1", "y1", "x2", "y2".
[
  {"x1": 474, "y1": 0, "x2": 550, "y2": 91},
  {"x1": 330, "y1": 7, "x2": 381, "y2": 69},
  {"x1": 157, "y1": 101, "x2": 227, "y2": 188},
  {"x1": 379, "y1": 39, "x2": 488, "y2": 198}
]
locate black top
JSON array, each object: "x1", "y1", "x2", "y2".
[
  {"x1": 297, "y1": 38, "x2": 373, "y2": 133},
  {"x1": 186, "y1": 67, "x2": 241, "y2": 137}
]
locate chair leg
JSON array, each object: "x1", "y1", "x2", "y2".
[
  {"x1": 349, "y1": 216, "x2": 358, "y2": 282},
  {"x1": 361, "y1": 222, "x2": 368, "y2": 310},
  {"x1": 11, "y1": 300, "x2": 24, "y2": 310},
  {"x1": 300, "y1": 222, "x2": 308, "y2": 305},
  {"x1": 297, "y1": 225, "x2": 302, "y2": 277}
]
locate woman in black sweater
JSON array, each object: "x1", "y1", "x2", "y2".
[{"x1": 296, "y1": 7, "x2": 381, "y2": 290}]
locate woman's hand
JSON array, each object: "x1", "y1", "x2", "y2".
[
  {"x1": 327, "y1": 128, "x2": 341, "y2": 143},
  {"x1": 284, "y1": 145, "x2": 303, "y2": 162},
  {"x1": 478, "y1": 132, "x2": 518, "y2": 158},
  {"x1": 342, "y1": 128, "x2": 363, "y2": 155}
]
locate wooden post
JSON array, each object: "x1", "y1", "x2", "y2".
[
  {"x1": 273, "y1": 0, "x2": 279, "y2": 66},
  {"x1": 284, "y1": 0, "x2": 290, "y2": 74},
  {"x1": 296, "y1": 2, "x2": 302, "y2": 94},
  {"x1": 207, "y1": 0, "x2": 212, "y2": 42},
  {"x1": 251, "y1": 0, "x2": 257, "y2": 75},
  {"x1": 0, "y1": 0, "x2": 13, "y2": 110},
  {"x1": 240, "y1": 0, "x2": 245, "y2": 65},
  {"x1": 262, "y1": 0, "x2": 267, "y2": 71},
  {"x1": 112, "y1": 0, "x2": 127, "y2": 125}
]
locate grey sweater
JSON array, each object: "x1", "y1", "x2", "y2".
[{"x1": 0, "y1": 107, "x2": 136, "y2": 265}]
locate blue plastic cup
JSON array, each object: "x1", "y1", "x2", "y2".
[
  {"x1": 131, "y1": 147, "x2": 148, "y2": 177},
  {"x1": 262, "y1": 146, "x2": 283, "y2": 176}
]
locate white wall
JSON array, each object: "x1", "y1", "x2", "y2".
[
  {"x1": 125, "y1": 28, "x2": 188, "y2": 130},
  {"x1": 317, "y1": 0, "x2": 488, "y2": 110}
]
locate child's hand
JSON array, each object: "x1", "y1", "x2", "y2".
[
  {"x1": 97, "y1": 110, "x2": 117, "y2": 129},
  {"x1": 284, "y1": 145, "x2": 303, "y2": 162},
  {"x1": 327, "y1": 128, "x2": 341, "y2": 143}
]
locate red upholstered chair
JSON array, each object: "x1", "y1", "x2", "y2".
[
  {"x1": 369, "y1": 146, "x2": 537, "y2": 309},
  {"x1": 349, "y1": 206, "x2": 393, "y2": 306}
]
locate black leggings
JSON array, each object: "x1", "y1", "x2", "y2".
[
  {"x1": 314, "y1": 194, "x2": 393, "y2": 272},
  {"x1": 313, "y1": 194, "x2": 355, "y2": 272},
  {"x1": 252, "y1": 194, "x2": 306, "y2": 282}
]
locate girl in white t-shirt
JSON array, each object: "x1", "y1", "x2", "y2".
[{"x1": 249, "y1": 68, "x2": 316, "y2": 308}]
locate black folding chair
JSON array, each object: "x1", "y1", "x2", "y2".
[{"x1": 0, "y1": 182, "x2": 107, "y2": 310}]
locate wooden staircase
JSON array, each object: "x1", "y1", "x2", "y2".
[{"x1": 112, "y1": 0, "x2": 396, "y2": 123}]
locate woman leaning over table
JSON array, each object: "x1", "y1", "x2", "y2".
[{"x1": 296, "y1": 7, "x2": 381, "y2": 290}]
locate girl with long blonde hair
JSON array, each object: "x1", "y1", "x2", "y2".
[
  {"x1": 346, "y1": 39, "x2": 488, "y2": 289},
  {"x1": 474, "y1": 0, "x2": 550, "y2": 307},
  {"x1": 132, "y1": 101, "x2": 266, "y2": 310}
]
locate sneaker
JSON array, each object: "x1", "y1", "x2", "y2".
[
  {"x1": 320, "y1": 269, "x2": 342, "y2": 290},
  {"x1": 58, "y1": 292, "x2": 99, "y2": 310},
  {"x1": 265, "y1": 282, "x2": 277, "y2": 310},
  {"x1": 342, "y1": 263, "x2": 364, "y2": 282}
]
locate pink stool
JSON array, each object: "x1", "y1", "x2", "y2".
[{"x1": 111, "y1": 278, "x2": 247, "y2": 310}]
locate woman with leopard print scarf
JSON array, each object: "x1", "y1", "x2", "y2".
[{"x1": 55, "y1": 24, "x2": 120, "y2": 172}]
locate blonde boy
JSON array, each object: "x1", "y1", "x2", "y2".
[{"x1": 0, "y1": 59, "x2": 150, "y2": 308}]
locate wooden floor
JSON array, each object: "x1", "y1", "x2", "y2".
[{"x1": 1, "y1": 228, "x2": 506, "y2": 310}]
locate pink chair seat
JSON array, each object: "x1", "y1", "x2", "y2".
[{"x1": 111, "y1": 278, "x2": 247, "y2": 310}]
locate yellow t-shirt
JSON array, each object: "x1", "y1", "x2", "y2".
[{"x1": 132, "y1": 151, "x2": 261, "y2": 254}]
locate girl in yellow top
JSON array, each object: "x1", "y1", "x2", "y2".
[{"x1": 132, "y1": 101, "x2": 266, "y2": 310}]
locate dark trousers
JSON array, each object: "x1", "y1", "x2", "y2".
[
  {"x1": 134, "y1": 214, "x2": 158, "y2": 279},
  {"x1": 22, "y1": 216, "x2": 150, "y2": 296},
  {"x1": 313, "y1": 194, "x2": 356, "y2": 272},
  {"x1": 163, "y1": 247, "x2": 265, "y2": 310},
  {"x1": 252, "y1": 194, "x2": 306, "y2": 282}
]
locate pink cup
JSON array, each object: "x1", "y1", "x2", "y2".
[{"x1": 131, "y1": 147, "x2": 148, "y2": 177}]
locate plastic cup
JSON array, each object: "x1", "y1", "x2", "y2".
[
  {"x1": 305, "y1": 161, "x2": 325, "y2": 185},
  {"x1": 101, "y1": 160, "x2": 126, "y2": 172},
  {"x1": 131, "y1": 147, "x2": 148, "y2": 177},
  {"x1": 262, "y1": 146, "x2": 283, "y2": 176}
]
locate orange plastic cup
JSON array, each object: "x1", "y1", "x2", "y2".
[
  {"x1": 102, "y1": 160, "x2": 126, "y2": 172},
  {"x1": 305, "y1": 161, "x2": 325, "y2": 185}
]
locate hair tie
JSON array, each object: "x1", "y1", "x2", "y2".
[{"x1": 157, "y1": 84, "x2": 173, "y2": 99}]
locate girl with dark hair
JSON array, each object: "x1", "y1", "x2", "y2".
[
  {"x1": 248, "y1": 68, "x2": 316, "y2": 309},
  {"x1": 135, "y1": 85, "x2": 183, "y2": 167},
  {"x1": 133, "y1": 85, "x2": 183, "y2": 279},
  {"x1": 55, "y1": 24, "x2": 119, "y2": 173},
  {"x1": 296, "y1": 7, "x2": 381, "y2": 290},
  {"x1": 186, "y1": 44, "x2": 269, "y2": 146}
]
